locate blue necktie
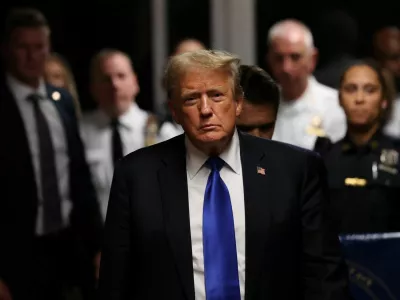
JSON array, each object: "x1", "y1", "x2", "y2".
[{"x1": 203, "y1": 157, "x2": 241, "y2": 300}]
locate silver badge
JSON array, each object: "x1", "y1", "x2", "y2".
[{"x1": 380, "y1": 149, "x2": 399, "y2": 166}]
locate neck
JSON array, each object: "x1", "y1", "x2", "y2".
[
  {"x1": 282, "y1": 80, "x2": 308, "y2": 102},
  {"x1": 9, "y1": 71, "x2": 40, "y2": 89},
  {"x1": 191, "y1": 133, "x2": 233, "y2": 157},
  {"x1": 347, "y1": 122, "x2": 380, "y2": 146}
]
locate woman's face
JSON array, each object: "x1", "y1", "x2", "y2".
[
  {"x1": 339, "y1": 65, "x2": 387, "y2": 127},
  {"x1": 44, "y1": 59, "x2": 66, "y2": 88}
]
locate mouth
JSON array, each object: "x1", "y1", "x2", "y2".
[
  {"x1": 351, "y1": 109, "x2": 367, "y2": 115},
  {"x1": 200, "y1": 124, "x2": 219, "y2": 131}
]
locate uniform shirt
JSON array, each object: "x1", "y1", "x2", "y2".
[
  {"x1": 158, "y1": 121, "x2": 184, "y2": 142},
  {"x1": 384, "y1": 96, "x2": 400, "y2": 138},
  {"x1": 273, "y1": 76, "x2": 346, "y2": 150},
  {"x1": 80, "y1": 102, "x2": 149, "y2": 219},
  {"x1": 324, "y1": 130, "x2": 400, "y2": 234}
]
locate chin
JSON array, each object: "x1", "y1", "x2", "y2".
[
  {"x1": 349, "y1": 117, "x2": 369, "y2": 126},
  {"x1": 198, "y1": 130, "x2": 228, "y2": 142}
]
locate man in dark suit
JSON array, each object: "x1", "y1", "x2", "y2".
[
  {"x1": 0, "y1": 8, "x2": 102, "y2": 300},
  {"x1": 98, "y1": 50, "x2": 351, "y2": 299}
]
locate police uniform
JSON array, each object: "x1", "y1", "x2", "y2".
[
  {"x1": 80, "y1": 102, "x2": 158, "y2": 220},
  {"x1": 273, "y1": 76, "x2": 346, "y2": 150},
  {"x1": 324, "y1": 130, "x2": 400, "y2": 234}
]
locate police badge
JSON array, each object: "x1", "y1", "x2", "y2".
[
  {"x1": 378, "y1": 149, "x2": 399, "y2": 175},
  {"x1": 306, "y1": 115, "x2": 326, "y2": 137}
]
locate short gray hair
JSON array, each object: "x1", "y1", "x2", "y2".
[
  {"x1": 163, "y1": 49, "x2": 242, "y2": 100},
  {"x1": 267, "y1": 19, "x2": 314, "y2": 51}
]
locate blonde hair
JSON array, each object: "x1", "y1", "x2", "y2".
[
  {"x1": 163, "y1": 49, "x2": 242, "y2": 100},
  {"x1": 46, "y1": 53, "x2": 81, "y2": 117}
]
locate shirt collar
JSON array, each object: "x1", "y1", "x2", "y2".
[
  {"x1": 96, "y1": 102, "x2": 140, "y2": 130},
  {"x1": 119, "y1": 102, "x2": 140, "y2": 130},
  {"x1": 279, "y1": 76, "x2": 315, "y2": 114},
  {"x1": 341, "y1": 129, "x2": 386, "y2": 154},
  {"x1": 185, "y1": 129, "x2": 241, "y2": 180},
  {"x1": 6, "y1": 73, "x2": 47, "y2": 101}
]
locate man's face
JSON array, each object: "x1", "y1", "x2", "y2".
[
  {"x1": 267, "y1": 36, "x2": 316, "y2": 98},
  {"x1": 91, "y1": 53, "x2": 139, "y2": 117},
  {"x1": 236, "y1": 101, "x2": 276, "y2": 139},
  {"x1": 5, "y1": 26, "x2": 50, "y2": 85},
  {"x1": 340, "y1": 65, "x2": 387, "y2": 128},
  {"x1": 169, "y1": 67, "x2": 242, "y2": 153},
  {"x1": 374, "y1": 29, "x2": 400, "y2": 77}
]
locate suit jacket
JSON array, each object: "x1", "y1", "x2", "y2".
[
  {"x1": 0, "y1": 79, "x2": 102, "y2": 291},
  {"x1": 98, "y1": 132, "x2": 351, "y2": 300}
]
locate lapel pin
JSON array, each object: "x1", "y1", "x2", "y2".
[
  {"x1": 257, "y1": 166, "x2": 265, "y2": 175},
  {"x1": 51, "y1": 91, "x2": 61, "y2": 101}
]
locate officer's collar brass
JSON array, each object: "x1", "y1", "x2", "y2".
[{"x1": 341, "y1": 130, "x2": 382, "y2": 153}]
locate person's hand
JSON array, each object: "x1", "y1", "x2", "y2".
[
  {"x1": 94, "y1": 251, "x2": 101, "y2": 281},
  {"x1": 0, "y1": 280, "x2": 12, "y2": 300}
]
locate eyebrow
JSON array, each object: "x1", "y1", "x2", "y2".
[{"x1": 181, "y1": 87, "x2": 226, "y2": 97}]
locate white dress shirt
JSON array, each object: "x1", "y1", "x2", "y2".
[
  {"x1": 384, "y1": 96, "x2": 400, "y2": 138},
  {"x1": 80, "y1": 102, "x2": 149, "y2": 219},
  {"x1": 186, "y1": 130, "x2": 245, "y2": 300},
  {"x1": 158, "y1": 121, "x2": 184, "y2": 142},
  {"x1": 7, "y1": 74, "x2": 71, "y2": 236},
  {"x1": 273, "y1": 76, "x2": 346, "y2": 150}
]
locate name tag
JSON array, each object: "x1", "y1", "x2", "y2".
[{"x1": 345, "y1": 177, "x2": 367, "y2": 187}]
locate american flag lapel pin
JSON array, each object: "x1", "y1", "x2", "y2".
[{"x1": 257, "y1": 166, "x2": 265, "y2": 175}]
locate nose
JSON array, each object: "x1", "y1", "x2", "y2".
[
  {"x1": 110, "y1": 77, "x2": 120, "y2": 90},
  {"x1": 354, "y1": 90, "x2": 365, "y2": 104},
  {"x1": 199, "y1": 94, "x2": 212, "y2": 118},
  {"x1": 282, "y1": 57, "x2": 293, "y2": 74}
]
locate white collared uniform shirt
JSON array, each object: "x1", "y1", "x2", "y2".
[
  {"x1": 158, "y1": 121, "x2": 184, "y2": 142},
  {"x1": 80, "y1": 102, "x2": 149, "y2": 219},
  {"x1": 7, "y1": 74, "x2": 71, "y2": 236},
  {"x1": 273, "y1": 76, "x2": 346, "y2": 150},
  {"x1": 384, "y1": 96, "x2": 400, "y2": 138},
  {"x1": 186, "y1": 130, "x2": 246, "y2": 300}
]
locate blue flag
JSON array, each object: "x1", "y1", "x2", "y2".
[{"x1": 340, "y1": 233, "x2": 400, "y2": 300}]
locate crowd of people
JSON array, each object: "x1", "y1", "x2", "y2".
[{"x1": 1, "y1": 6, "x2": 400, "y2": 300}]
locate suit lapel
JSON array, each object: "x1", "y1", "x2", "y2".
[
  {"x1": 45, "y1": 85, "x2": 75, "y2": 158},
  {"x1": 158, "y1": 135, "x2": 195, "y2": 300},
  {"x1": 46, "y1": 85, "x2": 70, "y2": 126},
  {"x1": 239, "y1": 133, "x2": 274, "y2": 298}
]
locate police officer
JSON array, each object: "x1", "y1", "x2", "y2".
[
  {"x1": 266, "y1": 19, "x2": 346, "y2": 150},
  {"x1": 324, "y1": 61, "x2": 400, "y2": 234},
  {"x1": 236, "y1": 65, "x2": 279, "y2": 139}
]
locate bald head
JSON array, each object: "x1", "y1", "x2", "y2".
[
  {"x1": 173, "y1": 39, "x2": 205, "y2": 55},
  {"x1": 266, "y1": 19, "x2": 317, "y2": 101},
  {"x1": 373, "y1": 27, "x2": 400, "y2": 77},
  {"x1": 267, "y1": 19, "x2": 314, "y2": 52}
]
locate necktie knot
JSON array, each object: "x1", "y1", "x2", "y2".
[
  {"x1": 206, "y1": 156, "x2": 224, "y2": 172},
  {"x1": 27, "y1": 93, "x2": 42, "y2": 103},
  {"x1": 111, "y1": 118, "x2": 120, "y2": 128}
]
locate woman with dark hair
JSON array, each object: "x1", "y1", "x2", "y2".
[{"x1": 323, "y1": 60, "x2": 400, "y2": 234}]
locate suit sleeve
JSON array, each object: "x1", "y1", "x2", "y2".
[
  {"x1": 98, "y1": 161, "x2": 131, "y2": 300},
  {"x1": 301, "y1": 152, "x2": 353, "y2": 300}
]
